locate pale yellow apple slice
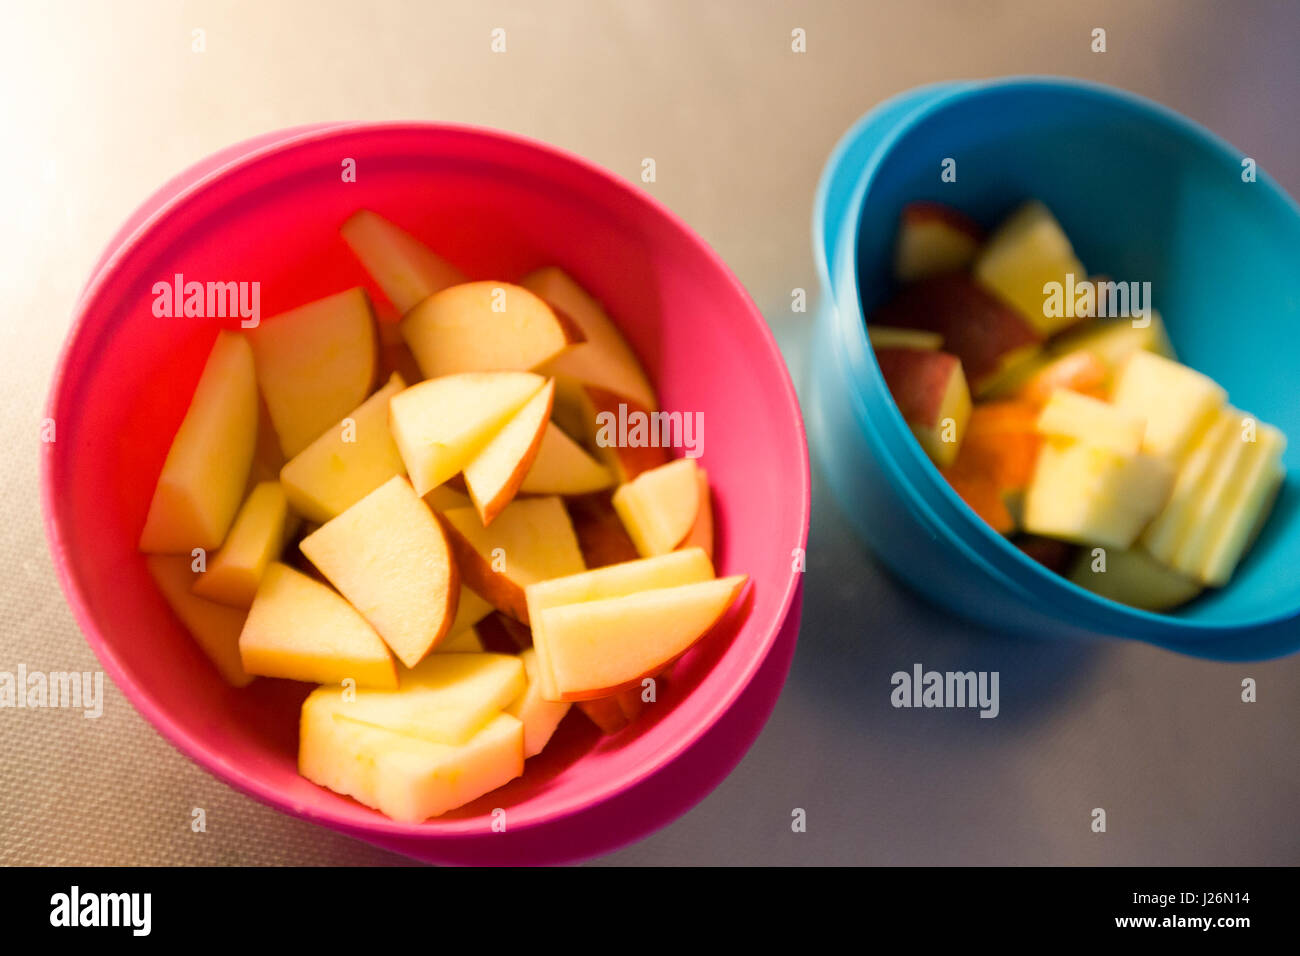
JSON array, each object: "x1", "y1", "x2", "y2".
[
  {"x1": 1067, "y1": 546, "x2": 1202, "y2": 612},
  {"x1": 507, "y1": 648, "x2": 571, "y2": 757},
  {"x1": 679, "y1": 468, "x2": 714, "y2": 559},
  {"x1": 249, "y1": 288, "x2": 378, "y2": 457},
  {"x1": 139, "y1": 331, "x2": 258, "y2": 553},
  {"x1": 519, "y1": 423, "x2": 615, "y2": 496},
  {"x1": 146, "y1": 554, "x2": 254, "y2": 687},
  {"x1": 239, "y1": 562, "x2": 397, "y2": 688},
  {"x1": 400, "y1": 281, "x2": 583, "y2": 379},
  {"x1": 300, "y1": 476, "x2": 457, "y2": 667},
  {"x1": 1111, "y1": 350, "x2": 1226, "y2": 463},
  {"x1": 388, "y1": 371, "x2": 545, "y2": 495},
  {"x1": 330, "y1": 653, "x2": 525, "y2": 746},
  {"x1": 279, "y1": 372, "x2": 407, "y2": 524},
  {"x1": 973, "y1": 200, "x2": 1086, "y2": 336},
  {"x1": 464, "y1": 380, "x2": 555, "y2": 525},
  {"x1": 551, "y1": 378, "x2": 671, "y2": 483},
  {"x1": 536, "y1": 575, "x2": 747, "y2": 701},
  {"x1": 1035, "y1": 388, "x2": 1146, "y2": 455},
  {"x1": 435, "y1": 627, "x2": 485, "y2": 654},
  {"x1": 447, "y1": 585, "x2": 493, "y2": 636},
  {"x1": 523, "y1": 266, "x2": 658, "y2": 411},
  {"x1": 1168, "y1": 411, "x2": 1255, "y2": 576},
  {"x1": 525, "y1": 547, "x2": 715, "y2": 700},
  {"x1": 1192, "y1": 420, "x2": 1286, "y2": 585},
  {"x1": 612, "y1": 458, "x2": 702, "y2": 557},
  {"x1": 340, "y1": 210, "x2": 466, "y2": 314},
  {"x1": 191, "y1": 481, "x2": 294, "y2": 607},
  {"x1": 439, "y1": 497, "x2": 586, "y2": 623},
  {"x1": 1141, "y1": 409, "x2": 1235, "y2": 564},
  {"x1": 425, "y1": 485, "x2": 472, "y2": 512},
  {"x1": 300, "y1": 690, "x2": 523, "y2": 823}
]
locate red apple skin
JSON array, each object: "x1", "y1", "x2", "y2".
[
  {"x1": 874, "y1": 348, "x2": 962, "y2": 429},
  {"x1": 872, "y1": 274, "x2": 1043, "y2": 394},
  {"x1": 1014, "y1": 534, "x2": 1078, "y2": 574}
]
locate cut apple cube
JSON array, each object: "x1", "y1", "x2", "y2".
[
  {"x1": 611, "y1": 458, "x2": 701, "y2": 557},
  {"x1": 1035, "y1": 388, "x2": 1146, "y2": 455},
  {"x1": 463, "y1": 380, "x2": 555, "y2": 525},
  {"x1": 1141, "y1": 410, "x2": 1235, "y2": 564},
  {"x1": 239, "y1": 562, "x2": 397, "y2": 689},
  {"x1": 191, "y1": 481, "x2": 294, "y2": 607},
  {"x1": 507, "y1": 648, "x2": 572, "y2": 757},
  {"x1": 893, "y1": 201, "x2": 983, "y2": 282},
  {"x1": 300, "y1": 477, "x2": 458, "y2": 668},
  {"x1": 279, "y1": 372, "x2": 407, "y2": 524},
  {"x1": 139, "y1": 331, "x2": 259, "y2": 553},
  {"x1": 1046, "y1": 311, "x2": 1175, "y2": 374},
  {"x1": 1111, "y1": 350, "x2": 1226, "y2": 463},
  {"x1": 146, "y1": 555, "x2": 254, "y2": 687},
  {"x1": 973, "y1": 200, "x2": 1086, "y2": 336},
  {"x1": 519, "y1": 423, "x2": 615, "y2": 496},
  {"x1": 389, "y1": 371, "x2": 546, "y2": 495},
  {"x1": 340, "y1": 210, "x2": 466, "y2": 314},
  {"x1": 874, "y1": 347, "x2": 972, "y2": 469},
  {"x1": 988, "y1": 349, "x2": 1109, "y2": 405},
  {"x1": 1067, "y1": 545, "x2": 1202, "y2": 611}
]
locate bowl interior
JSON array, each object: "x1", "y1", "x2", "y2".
[
  {"x1": 852, "y1": 82, "x2": 1300, "y2": 630},
  {"x1": 44, "y1": 125, "x2": 808, "y2": 838}
]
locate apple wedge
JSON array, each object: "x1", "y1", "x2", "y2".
[
  {"x1": 1036, "y1": 388, "x2": 1146, "y2": 455},
  {"x1": 300, "y1": 477, "x2": 458, "y2": 668},
  {"x1": 388, "y1": 371, "x2": 545, "y2": 495},
  {"x1": 611, "y1": 458, "x2": 702, "y2": 557},
  {"x1": 139, "y1": 331, "x2": 258, "y2": 553},
  {"x1": 239, "y1": 562, "x2": 397, "y2": 688},
  {"x1": 973, "y1": 200, "x2": 1087, "y2": 336},
  {"x1": 535, "y1": 574, "x2": 747, "y2": 701},
  {"x1": 340, "y1": 210, "x2": 466, "y2": 314},
  {"x1": 551, "y1": 378, "x2": 670, "y2": 483},
  {"x1": 401, "y1": 281, "x2": 583, "y2": 379},
  {"x1": 893, "y1": 201, "x2": 983, "y2": 282},
  {"x1": 192, "y1": 481, "x2": 294, "y2": 607},
  {"x1": 519, "y1": 423, "x2": 615, "y2": 496},
  {"x1": 279, "y1": 373, "x2": 408, "y2": 524},
  {"x1": 464, "y1": 380, "x2": 555, "y2": 525},
  {"x1": 679, "y1": 468, "x2": 714, "y2": 559},
  {"x1": 1068, "y1": 545, "x2": 1202, "y2": 612},
  {"x1": 146, "y1": 555, "x2": 254, "y2": 687},
  {"x1": 435, "y1": 627, "x2": 485, "y2": 654},
  {"x1": 507, "y1": 648, "x2": 572, "y2": 757},
  {"x1": 249, "y1": 288, "x2": 378, "y2": 457},
  {"x1": 874, "y1": 347, "x2": 972, "y2": 469}
]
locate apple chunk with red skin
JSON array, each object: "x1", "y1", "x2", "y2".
[
  {"x1": 874, "y1": 347, "x2": 972, "y2": 469},
  {"x1": 463, "y1": 379, "x2": 555, "y2": 525},
  {"x1": 340, "y1": 210, "x2": 466, "y2": 314},
  {"x1": 893, "y1": 201, "x2": 984, "y2": 282}
]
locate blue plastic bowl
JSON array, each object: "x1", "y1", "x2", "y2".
[{"x1": 809, "y1": 77, "x2": 1300, "y2": 660}]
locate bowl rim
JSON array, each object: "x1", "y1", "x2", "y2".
[
  {"x1": 41, "y1": 120, "x2": 811, "y2": 842},
  {"x1": 831, "y1": 75, "x2": 1300, "y2": 645}
]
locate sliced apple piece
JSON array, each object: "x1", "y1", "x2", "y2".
[
  {"x1": 867, "y1": 325, "x2": 943, "y2": 351},
  {"x1": 551, "y1": 379, "x2": 670, "y2": 483},
  {"x1": 973, "y1": 200, "x2": 1087, "y2": 336},
  {"x1": 893, "y1": 201, "x2": 983, "y2": 282},
  {"x1": 146, "y1": 555, "x2": 254, "y2": 687},
  {"x1": 1111, "y1": 350, "x2": 1226, "y2": 463},
  {"x1": 249, "y1": 288, "x2": 378, "y2": 457},
  {"x1": 519, "y1": 423, "x2": 615, "y2": 496},
  {"x1": 425, "y1": 485, "x2": 473, "y2": 512},
  {"x1": 239, "y1": 562, "x2": 397, "y2": 688},
  {"x1": 1036, "y1": 388, "x2": 1146, "y2": 455},
  {"x1": 340, "y1": 210, "x2": 466, "y2": 314},
  {"x1": 401, "y1": 281, "x2": 582, "y2": 379},
  {"x1": 447, "y1": 585, "x2": 493, "y2": 637},
  {"x1": 191, "y1": 481, "x2": 294, "y2": 607},
  {"x1": 1047, "y1": 311, "x2": 1175, "y2": 372},
  {"x1": 1068, "y1": 545, "x2": 1202, "y2": 611},
  {"x1": 300, "y1": 477, "x2": 457, "y2": 668},
  {"x1": 679, "y1": 468, "x2": 714, "y2": 559},
  {"x1": 439, "y1": 497, "x2": 586, "y2": 623},
  {"x1": 300, "y1": 691, "x2": 523, "y2": 823},
  {"x1": 388, "y1": 371, "x2": 545, "y2": 495},
  {"x1": 523, "y1": 266, "x2": 658, "y2": 411},
  {"x1": 278, "y1": 373, "x2": 407, "y2": 524},
  {"x1": 536, "y1": 575, "x2": 747, "y2": 701},
  {"x1": 464, "y1": 380, "x2": 555, "y2": 525},
  {"x1": 988, "y1": 349, "x2": 1110, "y2": 404},
  {"x1": 507, "y1": 648, "x2": 572, "y2": 757},
  {"x1": 874, "y1": 347, "x2": 972, "y2": 469},
  {"x1": 1141, "y1": 410, "x2": 1236, "y2": 565},
  {"x1": 139, "y1": 331, "x2": 258, "y2": 553},
  {"x1": 611, "y1": 458, "x2": 702, "y2": 557}
]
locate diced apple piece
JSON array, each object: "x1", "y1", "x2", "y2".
[
  {"x1": 464, "y1": 380, "x2": 555, "y2": 525},
  {"x1": 551, "y1": 379, "x2": 670, "y2": 483},
  {"x1": 300, "y1": 477, "x2": 458, "y2": 668},
  {"x1": 875, "y1": 347, "x2": 972, "y2": 469},
  {"x1": 401, "y1": 281, "x2": 581, "y2": 379},
  {"x1": 389, "y1": 371, "x2": 545, "y2": 495},
  {"x1": 942, "y1": 400, "x2": 1042, "y2": 528},
  {"x1": 146, "y1": 555, "x2": 254, "y2": 687},
  {"x1": 1068, "y1": 545, "x2": 1202, "y2": 611},
  {"x1": 893, "y1": 201, "x2": 983, "y2": 282},
  {"x1": 439, "y1": 497, "x2": 586, "y2": 623},
  {"x1": 535, "y1": 575, "x2": 747, "y2": 701},
  {"x1": 249, "y1": 288, "x2": 378, "y2": 458},
  {"x1": 279, "y1": 373, "x2": 407, "y2": 524},
  {"x1": 566, "y1": 492, "x2": 641, "y2": 568},
  {"x1": 988, "y1": 349, "x2": 1110, "y2": 404},
  {"x1": 1141, "y1": 410, "x2": 1236, "y2": 565},
  {"x1": 1111, "y1": 351, "x2": 1226, "y2": 463},
  {"x1": 1036, "y1": 388, "x2": 1146, "y2": 455},
  {"x1": 340, "y1": 210, "x2": 466, "y2": 315},
  {"x1": 507, "y1": 648, "x2": 572, "y2": 757},
  {"x1": 973, "y1": 200, "x2": 1087, "y2": 336},
  {"x1": 519, "y1": 424, "x2": 615, "y2": 496},
  {"x1": 523, "y1": 266, "x2": 658, "y2": 411},
  {"x1": 1023, "y1": 439, "x2": 1174, "y2": 549},
  {"x1": 425, "y1": 485, "x2": 472, "y2": 513},
  {"x1": 1047, "y1": 312, "x2": 1175, "y2": 373},
  {"x1": 611, "y1": 458, "x2": 701, "y2": 557},
  {"x1": 239, "y1": 562, "x2": 397, "y2": 688},
  {"x1": 329, "y1": 653, "x2": 525, "y2": 746},
  {"x1": 139, "y1": 331, "x2": 258, "y2": 553},
  {"x1": 435, "y1": 627, "x2": 485, "y2": 653},
  {"x1": 447, "y1": 585, "x2": 493, "y2": 637},
  {"x1": 872, "y1": 275, "x2": 1043, "y2": 397},
  {"x1": 300, "y1": 691, "x2": 523, "y2": 822},
  {"x1": 867, "y1": 325, "x2": 943, "y2": 351},
  {"x1": 191, "y1": 481, "x2": 293, "y2": 607},
  {"x1": 679, "y1": 468, "x2": 714, "y2": 559}
]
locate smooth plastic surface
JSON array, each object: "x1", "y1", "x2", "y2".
[
  {"x1": 43, "y1": 123, "x2": 810, "y2": 863},
  {"x1": 810, "y1": 78, "x2": 1300, "y2": 660}
]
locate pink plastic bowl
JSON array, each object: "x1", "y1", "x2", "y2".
[{"x1": 42, "y1": 123, "x2": 810, "y2": 864}]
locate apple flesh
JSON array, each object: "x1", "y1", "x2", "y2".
[
  {"x1": 551, "y1": 378, "x2": 670, "y2": 483},
  {"x1": 1036, "y1": 388, "x2": 1146, "y2": 455},
  {"x1": 941, "y1": 400, "x2": 1041, "y2": 530},
  {"x1": 507, "y1": 648, "x2": 572, "y2": 758},
  {"x1": 146, "y1": 554, "x2": 254, "y2": 687},
  {"x1": 191, "y1": 481, "x2": 295, "y2": 607},
  {"x1": 1047, "y1": 312, "x2": 1175, "y2": 374},
  {"x1": 893, "y1": 201, "x2": 983, "y2": 282},
  {"x1": 1111, "y1": 350, "x2": 1226, "y2": 463},
  {"x1": 987, "y1": 349, "x2": 1110, "y2": 405},
  {"x1": 519, "y1": 423, "x2": 615, "y2": 496},
  {"x1": 340, "y1": 210, "x2": 466, "y2": 314},
  {"x1": 1068, "y1": 545, "x2": 1202, "y2": 611},
  {"x1": 874, "y1": 347, "x2": 972, "y2": 469},
  {"x1": 973, "y1": 200, "x2": 1087, "y2": 336},
  {"x1": 611, "y1": 458, "x2": 701, "y2": 557},
  {"x1": 679, "y1": 468, "x2": 714, "y2": 559},
  {"x1": 463, "y1": 380, "x2": 555, "y2": 525},
  {"x1": 139, "y1": 331, "x2": 258, "y2": 553}
]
